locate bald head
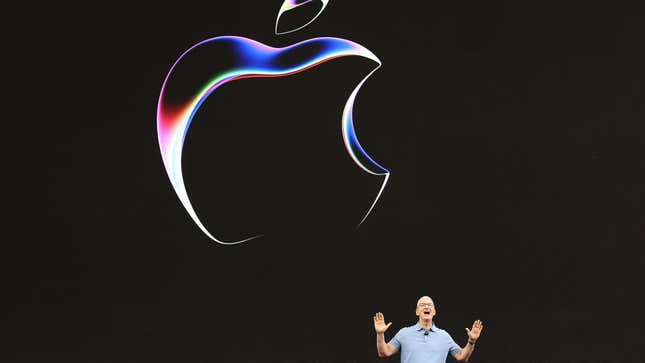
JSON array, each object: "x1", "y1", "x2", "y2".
[{"x1": 416, "y1": 296, "x2": 434, "y2": 307}]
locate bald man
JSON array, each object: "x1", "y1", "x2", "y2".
[{"x1": 374, "y1": 296, "x2": 483, "y2": 363}]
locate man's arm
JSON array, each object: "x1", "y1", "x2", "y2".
[
  {"x1": 454, "y1": 339, "x2": 476, "y2": 362},
  {"x1": 455, "y1": 319, "x2": 484, "y2": 362},
  {"x1": 375, "y1": 332, "x2": 398, "y2": 357},
  {"x1": 374, "y1": 312, "x2": 398, "y2": 357}
]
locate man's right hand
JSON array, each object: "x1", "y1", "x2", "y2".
[{"x1": 373, "y1": 312, "x2": 392, "y2": 334}]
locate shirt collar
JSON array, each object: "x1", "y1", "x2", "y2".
[{"x1": 414, "y1": 322, "x2": 438, "y2": 332}]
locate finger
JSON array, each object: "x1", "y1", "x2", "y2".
[
  {"x1": 465, "y1": 328, "x2": 470, "y2": 334},
  {"x1": 386, "y1": 322, "x2": 392, "y2": 329}
]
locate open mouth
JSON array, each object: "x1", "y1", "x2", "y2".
[{"x1": 423, "y1": 311, "x2": 431, "y2": 315}]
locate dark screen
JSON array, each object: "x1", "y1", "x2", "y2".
[{"x1": 6, "y1": 1, "x2": 645, "y2": 362}]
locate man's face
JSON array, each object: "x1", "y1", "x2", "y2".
[{"x1": 415, "y1": 297, "x2": 436, "y2": 320}]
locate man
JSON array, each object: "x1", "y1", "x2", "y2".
[{"x1": 374, "y1": 296, "x2": 483, "y2": 363}]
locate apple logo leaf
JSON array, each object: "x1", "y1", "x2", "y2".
[{"x1": 275, "y1": 0, "x2": 330, "y2": 35}]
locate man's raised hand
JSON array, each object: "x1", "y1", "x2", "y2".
[
  {"x1": 465, "y1": 319, "x2": 484, "y2": 341},
  {"x1": 373, "y1": 312, "x2": 392, "y2": 334}
]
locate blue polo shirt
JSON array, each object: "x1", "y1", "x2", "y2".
[{"x1": 388, "y1": 322, "x2": 461, "y2": 363}]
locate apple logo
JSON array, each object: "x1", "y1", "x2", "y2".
[{"x1": 157, "y1": 0, "x2": 388, "y2": 244}]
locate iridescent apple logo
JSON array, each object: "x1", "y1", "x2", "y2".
[{"x1": 157, "y1": 0, "x2": 388, "y2": 244}]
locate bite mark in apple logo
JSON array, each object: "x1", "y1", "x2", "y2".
[{"x1": 157, "y1": 0, "x2": 388, "y2": 244}]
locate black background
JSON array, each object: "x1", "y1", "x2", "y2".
[{"x1": 6, "y1": 1, "x2": 645, "y2": 362}]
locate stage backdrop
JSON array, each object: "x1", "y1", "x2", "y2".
[{"x1": 6, "y1": 1, "x2": 645, "y2": 362}]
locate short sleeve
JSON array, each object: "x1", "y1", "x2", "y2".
[
  {"x1": 447, "y1": 333, "x2": 461, "y2": 358},
  {"x1": 387, "y1": 329, "x2": 403, "y2": 352}
]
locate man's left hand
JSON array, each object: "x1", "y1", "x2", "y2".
[{"x1": 465, "y1": 319, "x2": 483, "y2": 342}]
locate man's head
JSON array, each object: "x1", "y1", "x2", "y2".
[{"x1": 415, "y1": 296, "x2": 436, "y2": 322}]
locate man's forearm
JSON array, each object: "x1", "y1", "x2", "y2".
[
  {"x1": 457, "y1": 341, "x2": 475, "y2": 362},
  {"x1": 376, "y1": 332, "x2": 389, "y2": 357}
]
